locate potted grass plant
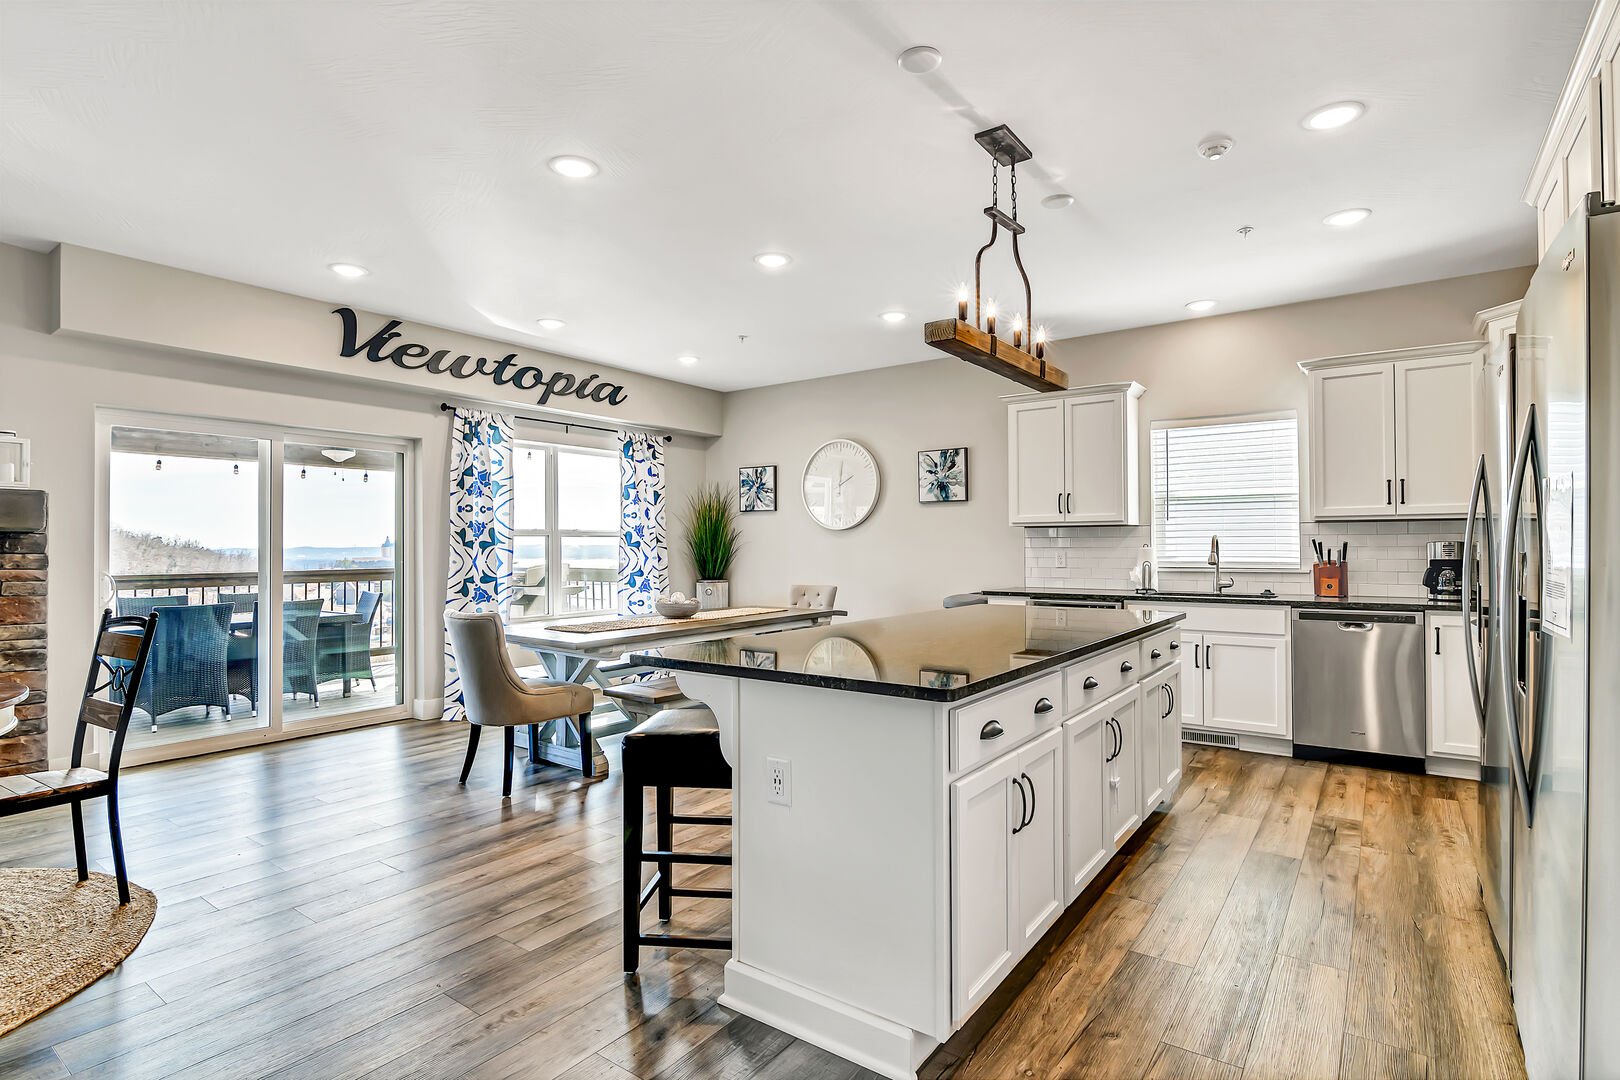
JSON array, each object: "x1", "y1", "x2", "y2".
[{"x1": 683, "y1": 483, "x2": 741, "y2": 610}]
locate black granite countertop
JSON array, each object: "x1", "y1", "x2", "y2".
[
  {"x1": 629, "y1": 604, "x2": 1185, "y2": 702},
  {"x1": 979, "y1": 586, "x2": 1462, "y2": 614}
]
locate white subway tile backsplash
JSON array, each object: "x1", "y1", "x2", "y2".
[{"x1": 1025, "y1": 519, "x2": 1464, "y2": 596}]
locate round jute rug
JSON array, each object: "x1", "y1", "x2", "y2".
[{"x1": 0, "y1": 868, "x2": 157, "y2": 1036}]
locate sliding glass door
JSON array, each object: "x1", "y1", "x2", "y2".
[{"x1": 100, "y1": 413, "x2": 410, "y2": 763}]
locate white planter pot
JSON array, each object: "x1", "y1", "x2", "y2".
[{"x1": 697, "y1": 580, "x2": 730, "y2": 610}]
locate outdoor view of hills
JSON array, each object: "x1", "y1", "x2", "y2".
[{"x1": 110, "y1": 528, "x2": 394, "y2": 575}]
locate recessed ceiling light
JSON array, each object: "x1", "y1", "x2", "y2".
[
  {"x1": 1323, "y1": 207, "x2": 1372, "y2": 228},
  {"x1": 328, "y1": 262, "x2": 369, "y2": 278},
  {"x1": 535, "y1": 318, "x2": 566, "y2": 330},
  {"x1": 1042, "y1": 193, "x2": 1075, "y2": 210},
  {"x1": 897, "y1": 45, "x2": 943, "y2": 74},
  {"x1": 1303, "y1": 101, "x2": 1365, "y2": 131},
  {"x1": 753, "y1": 252, "x2": 792, "y2": 270},
  {"x1": 677, "y1": 354, "x2": 699, "y2": 366},
  {"x1": 1185, "y1": 299, "x2": 1217, "y2": 313},
  {"x1": 548, "y1": 155, "x2": 599, "y2": 179},
  {"x1": 880, "y1": 311, "x2": 907, "y2": 324}
]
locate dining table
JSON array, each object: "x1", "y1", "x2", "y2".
[{"x1": 505, "y1": 605, "x2": 844, "y2": 778}]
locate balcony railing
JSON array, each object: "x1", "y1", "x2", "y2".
[{"x1": 111, "y1": 569, "x2": 395, "y2": 651}]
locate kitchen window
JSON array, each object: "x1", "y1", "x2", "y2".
[
  {"x1": 1150, "y1": 413, "x2": 1301, "y2": 570},
  {"x1": 511, "y1": 442, "x2": 619, "y2": 621}
]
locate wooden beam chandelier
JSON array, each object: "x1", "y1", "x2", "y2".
[{"x1": 923, "y1": 125, "x2": 1068, "y2": 392}]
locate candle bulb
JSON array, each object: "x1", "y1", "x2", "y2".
[
  {"x1": 1012, "y1": 314, "x2": 1024, "y2": 350},
  {"x1": 956, "y1": 286, "x2": 969, "y2": 322},
  {"x1": 1035, "y1": 325, "x2": 1047, "y2": 360},
  {"x1": 985, "y1": 301, "x2": 998, "y2": 337}
]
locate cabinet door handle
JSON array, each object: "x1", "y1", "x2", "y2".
[
  {"x1": 1066, "y1": 493, "x2": 1073, "y2": 515},
  {"x1": 1150, "y1": 649, "x2": 1162, "y2": 660},
  {"x1": 1021, "y1": 772, "x2": 1036, "y2": 830},
  {"x1": 1120, "y1": 661, "x2": 1134, "y2": 674},
  {"x1": 1083, "y1": 676, "x2": 1099, "y2": 690},
  {"x1": 1163, "y1": 683, "x2": 1174, "y2": 719},
  {"x1": 1435, "y1": 627, "x2": 1441, "y2": 655},
  {"x1": 1387, "y1": 479, "x2": 1393, "y2": 505},
  {"x1": 1169, "y1": 641, "x2": 1181, "y2": 651},
  {"x1": 1400, "y1": 478, "x2": 1407, "y2": 505},
  {"x1": 1106, "y1": 717, "x2": 1120, "y2": 762},
  {"x1": 1011, "y1": 776, "x2": 1027, "y2": 835},
  {"x1": 1033, "y1": 697, "x2": 1054, "y2": 715},
  {"x1": 1206, "y1": 645, "x2": 1213, "y2": 669},
  {"x1": 1194, "y1": 644, "x2": 1200, "y2": 669},
  {"x1": 980, "y1": 720, "x2": 1005, "y2": 741},
  {"x1": 1057, "y1": 493, "x2": 1063, "y2": 516}
]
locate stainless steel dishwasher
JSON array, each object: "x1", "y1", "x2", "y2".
[{"x1": 1291, "y1": 608, "x2": 1426, "y2": 764}]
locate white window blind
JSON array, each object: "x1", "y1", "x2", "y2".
[{"x1": 1151, "y1": 414, "x2": 1300, "y2": 569}]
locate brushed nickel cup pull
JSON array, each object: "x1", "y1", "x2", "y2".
[
  {"x1": 980, "y1": 720, "x2": 1005, "y2": 740},
  {"x1": 1033, "y1": 697, "x2": 1055, "y2": 714},
  {"x1": 1120, "y1": 661, "x2": 1134, "y2": 673},
  {"x1": 1083, "y1": 676, "x2": 1099, "y2": 690},
  {"x1": 1150, "y1": 649, "x2": 1162, "y2": 660}
]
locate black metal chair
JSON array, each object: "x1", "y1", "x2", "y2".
[
  {"x1": 0, "y1": 609, "x2": 158, "y2": 905},
  {"x1": 622, "y1": 705, "x2": 733, "y2": 973}
]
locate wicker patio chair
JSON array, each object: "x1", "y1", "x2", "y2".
[
  {"x1": 115, "y1": 594, "x2": 188, "y2": 619},
  {"x1": 113, "y1": 602, "x2": 233, "y2": 732},
  {"x1": 317, "y1": 590, "x2": 382, "y2": 696}
]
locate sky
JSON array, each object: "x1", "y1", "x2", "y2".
[{"x1": 110, "y1": 453, "x2": 398, "y2": 552}]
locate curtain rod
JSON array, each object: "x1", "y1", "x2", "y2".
[{"x1": 438, "y1": 402, "x2": 620, "y2": 437}]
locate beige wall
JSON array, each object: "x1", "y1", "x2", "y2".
[
  {"x1": 702, "y1": 360, "x2": 1025, "y2": 618},
  {"x1": 703, "y1": 266, "x2": 1533, "y2": 619},
  {"x1": 1045, "y1": 265, "x2": 1533, "y2": 519}
]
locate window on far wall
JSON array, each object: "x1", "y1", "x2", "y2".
[
  {"x1": 1150, "y1": 413, "x2": 1301, "y2": 570},
  {"x1": 510, "y1": 442, "x2": 620, "y2": 621}
]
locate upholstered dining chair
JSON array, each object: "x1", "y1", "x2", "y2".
[
  {"x1": 445, "y1": 611, "x2": 596, "y2": 797},
  {"x1": 0, "y1": 609, "x2": 158, "y2": 905},
  {"x1": 788, "y1": 584, "x2": 837, "y2": 609}
]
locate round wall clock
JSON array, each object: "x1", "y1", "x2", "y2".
[{"x1": 802, "y1": 438, "x2": 880, "y2": 530}]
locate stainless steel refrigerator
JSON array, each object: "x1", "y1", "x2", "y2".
[{"x1": 1464, "y1": 191, "x2": 1620, "y2": 1079}]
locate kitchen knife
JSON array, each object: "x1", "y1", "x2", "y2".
[{"x1": 1341, "y1": 541, "x2": 1348, "y2": 564}]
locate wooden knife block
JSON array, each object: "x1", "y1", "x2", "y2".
[{"x1": 1313, "y1": 562, "x2": 1347, "y2": 597}]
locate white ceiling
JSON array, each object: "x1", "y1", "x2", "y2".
[{"x1": 0, "y1": 1, "x2": 1590, "y2": 392}]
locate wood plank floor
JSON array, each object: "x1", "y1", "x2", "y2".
[
  {"x1": 0, "y1": 725, "x2": 1523, "y2": 1080},
  {"x1": 0, "y1": 720, "x2": 877, "y2": 1080},
  {"x1": 951, "y1": 748, "x2": 1526, "y2": 1080}
]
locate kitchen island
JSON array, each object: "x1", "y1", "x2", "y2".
[{"x1": 630, "y1": 603, "x2": 1185, "y2": 1079}]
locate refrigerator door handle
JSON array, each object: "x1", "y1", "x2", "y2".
[
  {"x1": 1498, "y1": 404, "x2": 1543, "y2": 825},
  {"x1": 1461, "y1": 454, "x2": 1495, "y2": 731}
]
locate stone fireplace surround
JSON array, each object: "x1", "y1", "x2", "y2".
[{"x1": 0, "y1": 489, "x2": 47, "y2": 776}]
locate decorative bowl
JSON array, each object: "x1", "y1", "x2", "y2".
[{"x1": 655, "y1": 597, "x2": 701, "y2": 619}]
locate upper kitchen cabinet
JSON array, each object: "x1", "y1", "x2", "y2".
[
  {"x1": 1005, "y1": 383, "x2": 1144, "y2": 527},
  {"x1": 1526, "y1": 0, "x2": 1615, "y2": 255},
  {"x1": 1300, "y1": 343, "x2": 1482, "y2": 519}
]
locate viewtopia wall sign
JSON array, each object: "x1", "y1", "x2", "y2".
[{"x1": 333, "y1": 307, "x2": 628, "y2": 408}]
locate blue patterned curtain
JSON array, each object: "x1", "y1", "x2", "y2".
[
  {"x1": 444, "y1": 408, "x2": 515, "y2": 721},
  {"x1": 616, "y1": 431, "x2": 668, "y2": 615}
]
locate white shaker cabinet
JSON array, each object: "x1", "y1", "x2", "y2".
[
  {"x1": 1427, "y1": 612, "x2": 1481, "y2": 761},
  {"x1": 1202, "y1": 632, "x2": 1290, "y2": 738},
  {"x1": 1301, "y1": 344, "x2": 1483, "y2": 520},
  {"x1": 1145, "y1": 663, "x2": 1183, "y2": 808},
  {"x1": 1102, "y1": 687, "x2": 1142, "y2": 849},
  {"x1": 1129, "y1": 605, "x2": 1291, "y2": 742},
  {"x1": 949, "y1": 750, "x2": 1020, "y2": 1020},
  {"x1": 1011, "y1": 728, "x2": 1065, "y2": 954},
  {"x1": 1004, "y1": 382, "x2": 1144, "y2": 526},
  {"x1": 1062, "y1": 706, "x2": 1110, "y2": 903}
]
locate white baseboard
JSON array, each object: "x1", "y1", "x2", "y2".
[
  {"x1": 1236, "y1": 733, "x2": 1294, "y2": 757},
  {"x1": 719, "y1": 960, "x2": 936, "y2": 1080},
  {"x1": 413, "y1": 697, "x2": 446, "y2": 719}
]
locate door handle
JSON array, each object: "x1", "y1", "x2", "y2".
[
  {"x1": 1387, "y1": 478, "x2": 1393, "y2": 505},
  {"x1": 1105, "y1": 717, "x2": 1118, "y2": 762},
  {"x1": 1166, "y1": 681, "x2": 1175, "y2": 719},
  {"x1": 1400, "y1": 478, "x2": 1407, "y2": 505},
  {"x1": 1338, "y1": 622, "x2": 1373, "y2": 632},
  {"x1": 1435, "y1": 628, "x2": 1441, "y2": 655},
  {"x1": 1205, "y1": 645, "x2": 1213, "y2": 668},
  {"x1": 1083, "y1": 676, "x2": 1099, "y2": 690},
  {"x1": 1120, "y1": 661, "x2": 1134, "y2": 674},
  {"x1": 1169, "y1": 641, "x2": 1181, "y2": 651},
  {"x1": 1033, "y1": 697, "x2": 1054, "y2": 714},
  {"x1": 1194, "y1": 644, "x2": 1200, "y2": 669},
  {"x1": 1066, "y1": 493, "x2": 1073, "y2": 515},
  {"x1": 1057, "y1": 493, "x2": 1063, "y2": 516},
  {"x1": 1499, "y1": 403, "x2": 1543, "y2": 824},
  {"x1": 1021, "y1": 772, "x2": 1035, "y2": 830},
  {"x1": 1150, "y1": 649, "x2": 1162, "y2": 660},
  {"x1": 980, "y1": 720, "x2": 1005, "y2": 741},
  {"x1": 1011, "y1": 775, "x2": 1028, "y2": 835},
  {"x1": 1461, "y1": 453, "x2": 1495, "y2": 730}
]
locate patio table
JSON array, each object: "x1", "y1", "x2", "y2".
[{"x1": 505, "y1": 606, "x2": 844, "y2": 778}]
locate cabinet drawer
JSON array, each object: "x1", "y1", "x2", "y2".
[
  {"x1": 952, "y1": 673, "x2": 1062, "y2": 772},
  {"x1": 1138, "y1": 628, "x2": 1180, "y2": 676},
  {"x1": 1131, "y1": 603, "x2": 1287, "y2": 636},
  {"x1": 1064, "y1": 646, "x2": 1136, "y2": 714}
]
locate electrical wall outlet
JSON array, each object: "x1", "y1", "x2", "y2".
[
  {"x1": 1054, "y1": 551, "x2": 1067, "y2": 568},
  {"x1": 1053, "y1": 608, "x2": 1068, "y2": 628},
  {"x1": 766, "y1": 757, "x2": 792, "y2": 806}
]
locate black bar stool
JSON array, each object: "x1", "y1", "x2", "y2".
[{"x1": 622, "y1": 705, "x2": 733, "y2": 973}]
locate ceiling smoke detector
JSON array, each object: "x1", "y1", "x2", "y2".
[{"x1": 1197, "y1": 136, "x2": 1235, "y2": 161}]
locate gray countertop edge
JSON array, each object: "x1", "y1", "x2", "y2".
[
  {"x1": 630, "y1": 612, "x2": 1186, "y2": 704},
  {"x1": 979, "y1": 587, "x2": 1462, "y2": 614}
]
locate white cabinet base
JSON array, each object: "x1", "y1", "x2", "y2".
[{"x1": 720, "y1": 961, "x2": 936, "y2": 1080}]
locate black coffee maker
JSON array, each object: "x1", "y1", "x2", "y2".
[{"x1": 1422, "y1": 540, "x2": 1464, "y2": 601}]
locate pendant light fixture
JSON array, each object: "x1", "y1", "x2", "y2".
[{"x1": 923, "y1": 125, "x2": 1068, "y2": 393}]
